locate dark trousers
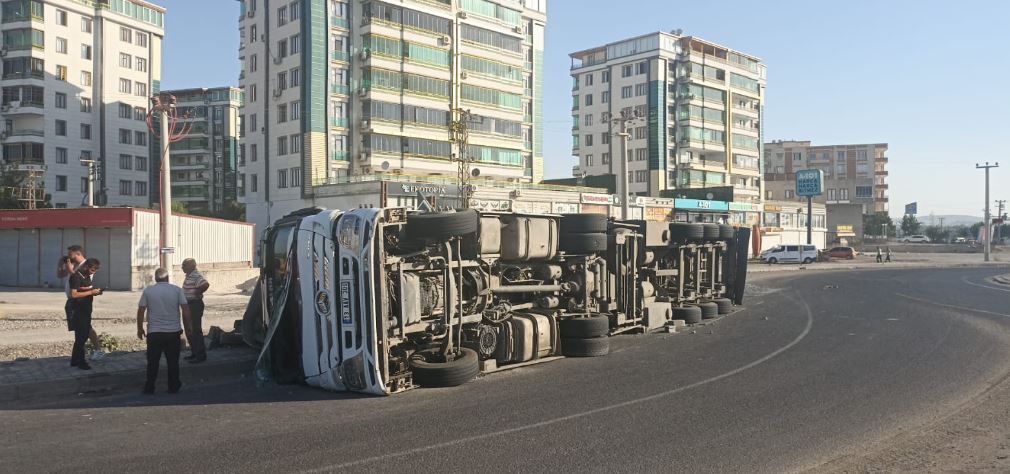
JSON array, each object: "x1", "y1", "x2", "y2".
[
  {"x1": 64, "y1": 299, "x2": 74, "y2": 331},
  {"x1": 70, "y1": 308, "x2": 92, "y2": 366},
  {"x1": 186, "y1": 299, "x2": 206, "y2": 359},
  {"x1": 145, "y1": 331, "x2": 183, "y2": 392}
]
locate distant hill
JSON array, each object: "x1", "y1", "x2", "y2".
[{"x1": 915, "y1": 215, "x2": 982, "y2": 227}]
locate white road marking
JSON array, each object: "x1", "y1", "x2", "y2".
[
  {"x1": 961, "y1": 275, "x2": 1010, "y2": 293},
  {"x1": 302, "y1": 295, "x2": 815, "y2": 472},
  {"x1": 895, "y1": 292, "x2": 1010, "y2": 318}
]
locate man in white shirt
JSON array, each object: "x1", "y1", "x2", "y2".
[{"x1": 137, "y1": 268, "x2": 192, "y2": 394}]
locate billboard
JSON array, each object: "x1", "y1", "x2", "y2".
[
  {"x1": 904, "y1": 202, "x2": 918, "y2": 216},
  {"x1": 795, "y1": 169, "x2": 824, "y2": 197}
]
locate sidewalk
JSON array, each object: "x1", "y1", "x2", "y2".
[
  {"x1": 747, "y1": 252, "x2": 1009, "y2": 274},
  {"x1": 0, "y1": 345, "x2": 257, "y2": 403}
]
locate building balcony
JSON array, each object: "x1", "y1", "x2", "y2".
[
  {"x1": 875, "y1": 156, "x2": 889, "y2": 163},
  {"x1": 1, "y1": 100, "x2": 43, "y2": 115},
  {"x1": 330, "y1": 117, "x2": 347, "y2": 128},
  {"x1": 330, "y1": 84, "x2": 349, "y2": 96},
  {"x1": 331, "y1": 150, "x2": 349, "y2": 162},
  {"x1": 875, "y1": 169, "x2": 888, "y2": 176},
  {"x1": 332, "y1": 51, "x2": 350, "y2": 63},
  {"x1": 330, "y1": 16, "x2": 349, "y2": 29},
  {"x1": 171, "y1": 163, "x2": 208, "y2": 171},
  {"x1": 1, "y1": 71, "x2": 44, "y2": 81},
  {"x1": 875, "y1": 183, "x2": 889, "y2": 189},
  {"x1": 3, "y1": 128, "x2": 44, "y2": 140}
]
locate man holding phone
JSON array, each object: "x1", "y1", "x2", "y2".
[
  {"x1": 69, "y1": 258, "x2": 103, "y2": 370},
  {"x1": 137, "y1": 268, "x2": 192, "y2": 394}
]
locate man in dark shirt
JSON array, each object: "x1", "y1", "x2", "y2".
[{"x1": 69, "y1": 258, "x2": 103, "y2": 370}]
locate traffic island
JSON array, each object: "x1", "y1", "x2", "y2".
[{"x1": 0, "y1": 346, "x2": 256, "y2": 403}]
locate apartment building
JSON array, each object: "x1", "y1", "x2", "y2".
[
  {"x1": 0, "y1": 0, "x2": 164, "y2": 208},
  {"x1": 764, "y1": 140, "x2": 889, "y2": 239},
  {"x1": 238, "y1": 0, "x2": 547, "y2": 237},
  {"x1": 160, "y1": 87, "x2": 243, "y2": 213},
  {"x1": 569, "y1": 31, "x2": 765, "y2": 203}
]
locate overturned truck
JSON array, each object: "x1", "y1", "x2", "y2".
[{"x1": 252, "y1": 207, "x2": 749, "y2": 395}]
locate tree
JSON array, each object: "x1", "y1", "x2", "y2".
[
  {"x1": 185, "y1": 201, "x2": 246, "y2": 222},
  {"x1": 863, "y1": 213, "x2": 891, "y2": 237},
  {"x1": 171, "y1": 200, "x2": 188, "y2": 214},
  {"x1": 901, "y1": 215, "x2": 922, "y2": 236},
  {"x1": 924, "y1": 225, "x2": 951, "y2": 243}
]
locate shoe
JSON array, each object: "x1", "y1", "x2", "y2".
[
  {"x1": 90, "y1": 350, "x2": 106, "y2": 361},
  {"x1": 78, "y1": 363, "x2": 92, "y2": 371},
  {"x1": 187, "y1": 357, "x2": 206, "y2": 364}
]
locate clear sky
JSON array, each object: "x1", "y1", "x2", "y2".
[{"x1": 158, "y1": 0, "x2": 1008, "y2": 218}]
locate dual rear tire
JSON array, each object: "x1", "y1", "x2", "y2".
[{"x1": 559, "y1": 314, "x2": 610, "y2": 357}]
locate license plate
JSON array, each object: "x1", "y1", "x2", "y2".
[{"x1": 340, "y1": 281, "x2": 352, "y2": 325}]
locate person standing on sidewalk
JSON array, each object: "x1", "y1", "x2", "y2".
[
  {"x1": 69, "y1": 258, "x2": 104, "y2": 370},
  {"x1": 59, "y1": 246, "x2": 105, "y2": 361},
  {"x1": 885, "y1": 247, "x2": 892, "y2": 263},
  {"x1": 137, "y1": 268, "x2": 192, "y2": 394},
  {"x1": 876, "y1": 246, "x2": 883, "y2": 263},
  {"x1": 181, "y1": 258, "x2": 210, "y2": 364}
]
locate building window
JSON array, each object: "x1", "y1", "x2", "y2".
[
  {"x1": 119, "y1": 103, "x2": 132, "y2": 118},
  {"x1": 55, "y1": 92, "x2": 67, "y2": 109},
  {"x1": 584, "y1": 73, "x2": 593, "y2": 86},
  {"x1": 585, "y1": 154, "x2": 594, "y2": 167},
  {"x1": 291, "y1": 167, "x2": 302, "y2": 187},
  {"x1": 584, "y1": 134, "x2": 593, "y2": 146},
  {"x1": 134, "y1": 107, "x2": 146, "y2": 120},
  {"x1": 290, "y1": 134, "x2": 301, "y2": 154},
  {"x1": 81, "y1": 17, "x2": 92, "y2": 33},
  {"x1": 250, "y1": 174, "x2": 258, "y2": 192},
  {"x1": 839, "y1": 188, "x2": 849, "y2": 200},
  {"x1": 81, "y1": 177, "x2": 88, "y2": 193},
  {"x1": 602, "y1": 152, "x2": 610, "y2": 164},
  {"x1": 55, "y1": 147, "x2": 68, "y2": 164},
  {"x1": 135, "y1": 82, "x2": 147, "y2": 97},
  {"x1": 635, "y1": 170, "x2": 647, "y2": 182},
  {"x1": 119, "y1": 53, "x2": 131, "y2": 68},
  {"x1": 55, "y1": 119, "x2": 67, "y2": 136},
  {"x1": 856, "y1": 150, "x2": 868, "y2": 161},
  {"x1": 621, "y1": 64, "x2": 633, "y2": 77},
  {"x1": 277, "y1": 6, "x2": 288, "y2": 26},
  {"x1": 602, "y1": 132, "x2": 610, "y2": 145},
  {"x1": 635, "y1": 83, "x2": 647, "y2": 96},
  {"x1": 584, "y1": 114, "x2": 593, "y2": 127},
  {"x1": 621, "y1": 86, "x2": 632, "y2": 99},
  {"x1": 56, "y1": 65, "x2": 67, "y2": 81},
  {"x1": 836, "y1": 151, "x2": 845, "y2": 161},
  {"x1": 135, "y1": 156, "x2": 147, "y2": 171},
  {"x1": 55, "y1": 9, "x2": 67, "y2": 25},
  {"x1": 81, "y1": 44, "x2": 92, "y2": 60},
  {"x1": 278, "y1": 39, "x2": 288, "y2": 58},
  {"x1": 766, "y1": 190, "x2": 773, "y2": 200},
  {"x1": 277, "y1": 169, "x2": 288, "y2": 188},
  {"x1": 135, "y1": 32, "x2": 148, "y2": 48},
  {"x1": 289, "y1": 1, "x2": 301, "y2": 20},
  {"x1": 855, "y1": 186, "x2": 872, "y2": 198},
  {"x1": 119, "y1": 78, "x2": 131, "y2": 94},
  {"x1": 250, "y1": 144, "x2": 258, "y2": 162},
  {"x1": 290, "y1": 100, "x2": 301, "y2": 120},
  {"x1": 277, "y1": 104, "x2": 287, "y2": 123},
  {"x1": 635, "y1": 148, "x2": 647, "y2": 161},
  {"x1": 601, "y1": 70, "x2": 610, "y2": 83},
  {"x1": 136, "y1": 57, "x2": 147, "y2": 72},
  {"x1": 249, "y1": 54, "x2": 258, "y2": 72},
  {"x1": 635, "y1": 127, "x2": 647, "y2": 140},
  {"x1": 56, "y1": 37, "x2": 68, "y2": 54},
  {"x1": 827, "y1": 188, "x2": 836, "y2": 201},
  {"x1": 601, "y1": 91, "x2": 609, "y2": 103},
  {"x1": 785, "y1": 190, "x2": 794, "y2": 199},
  {"x1": 636, "y1": 62, "x2": 647, "y2": 74},
  {"x1": 584, "y1": 94, "x2": 593, "y2": 106},
  {"x1": 119, "y1": 180, "x2": 132, "y2": 196},
  {"x1": 290, "y1": 34, "x2": 300, "y2": 54},
  {"x1": 119, "y1": 154, "x2": 132, "y2": 169},
  {"x1": 80, "y1": 97, "x2": 91, "y2": 113},
  {"x1": 836, "y1": 164, "x2": 846, "y2": 178},
  {"x1": 135, "y1": 131, "x2": 147, "y2": 146},
  {"x1": 80, "y1": 71, "x2": 92, "y2": 86},
  {"x1": 120, "y1": 27, "x2": 132, "y2": 43},
  {"x1": 290, "y1": 67, "x2": 301, "y2": 87},
  {"x1": 277, "y1": 136, "x2": 288, "y2": 155},
  {"x1": 793, "y1": 152, "x2": 801, "y2": 161},
  {"x1": 56, "y1": 175, "x2": 67, "y2": 191},
  {"x1": 119, "y1": 129, "x2": 132, "y2": 144},
  {"x1": 135, "y1": 181, "x2": 147, "y2": 196}
]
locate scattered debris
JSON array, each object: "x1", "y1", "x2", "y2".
[{"x1": 823, "y1": 285, "x2": 838, "y2": 290}]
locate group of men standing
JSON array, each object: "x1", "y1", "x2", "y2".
[{"x1": 60, "y1": 246, "x2": 211, "y2": 393}]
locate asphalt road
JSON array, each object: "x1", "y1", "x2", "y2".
[{"x1": 4, "y1": 267, "x2": 1010, "y2": 473}]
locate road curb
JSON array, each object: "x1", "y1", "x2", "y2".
[{"x1": 1, "y1": 356, "x2": 255, "y2": 403}]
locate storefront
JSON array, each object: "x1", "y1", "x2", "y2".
[{"x1": 672, "y1": 198, "x2": 731, "y2": 223}]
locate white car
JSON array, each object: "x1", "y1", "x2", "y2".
[
  {"x1": 760, "y1": 245, "x2": 818, "y2": 264},
  {"x1": 902, "y1": 235, "x2": 931, "y2": 243}
]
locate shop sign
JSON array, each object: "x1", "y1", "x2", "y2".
[
  {"x1": 581, "y1": 193, "x2": 615, "y2": 205},
  {"x1": 675, "y1": 198, "x2": 729, "y2": 211}
]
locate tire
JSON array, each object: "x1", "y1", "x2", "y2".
[
  {"x1": 697, "y1": 301, "x2": 719, "y2": 319},
  {"x1": 560, "y1": 337, "x2": 610, "y2": 357},
  {"x1": 719, "y1": 224, "x2": 735, "y2": 240},
  {"x1": 803, "y1": 257, "x2": 814, "y2": 264},
  {"x1": 669, "y1": 223, "x2": 704, "y2": 241},
  {"x1": 559, "y1": 232, "x2": 608, "y2": 254},
  {"x1": 406, "y1": 210, "x2": 479, "y2": 240},
  {"x1": 702, "y1": 224, "x2": 720, "y2": 241},
  {"x1": 410, "y1": 347, "x2": 480, "y2": 388},
  {"x1": 902, "y1": 239, "x2": 910, "y2": 243},
  {"x1": 559, "y1": 214, "x2": 608, "y2": 234},
  {"x1": 672, "y1": 305, "x2": 702, "y2": 324},
  {"x1": 559, "y1": 314, "x2": 610, "y2": 338},
  {"x1": 713, "y1": 298, "x2": 733, "y2": 315},
  {"x1": 768, "y1": 257, "x2": 778, "y2": 264}
]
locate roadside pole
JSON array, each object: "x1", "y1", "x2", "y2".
[
  {"x1": 976, "y1": 162, "x2": 999, "y2": 262},
  {"x1": 159, "y1": 106, "x2": 172, "y2": 274},
  {"x1": 609, "y1": 109, "x2": 641, "y2": 220},
  {"x1": 806, "y1": 195, "x2": 813, "y2": 245}
]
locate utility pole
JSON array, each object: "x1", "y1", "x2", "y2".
[
  {"x1": 146, "y1": 94, "x2": 193, "y2": 278},
  {"x1": 608, "y1": 109, "x2": 641, "y2": 220},
  {"x1": 80, "y1": 157, "x2": 97, "y2": 207},
  {"x1": 997, "y1": 199, "x2": 1007, "y2": 242},
  {"x1": 450, "y1": 108, "x2": 481, "y2": 209},
  {"x1": 976, "y1": 162, "x2": 999, "y2": 262}
]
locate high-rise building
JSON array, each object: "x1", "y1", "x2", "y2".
[
  {"x1": 763, "y1": 140, "x2": 889, "y2": 239},
  {"x1": 569, "y1": 31, "x2": 766, "y2": 204},
  {"x1": 159, "y1": 87, "x2": 243, "y2": 213},
  {"x1": 238, "y1": 0, "x2": 547, "y2": 236},
  {"x1": 0, "y1": 0, "x2": 164, "y2": 208}
]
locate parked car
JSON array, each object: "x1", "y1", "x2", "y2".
[
  {"x1": 902, "y1": 235, "x2": 931, "y2": 243},
  {"x1": 953, "y1": 237, "x2": 967, "y2": 244},
  {"x1": 825, "y1": 246, "x2": 857, "y2": 259},
  {"x1": 760, "y1": 245, "x2": 818, "y2": 264}
]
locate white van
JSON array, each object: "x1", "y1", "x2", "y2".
[{"x1": 760, "y1": 245, "x2": 818, "y2": 264}]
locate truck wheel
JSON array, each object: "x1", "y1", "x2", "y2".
[
  {"x1": 406, "y1": 210, "x2": 479, "y2": 240},
  {"x1": 559, "y1": 232, "x2": 608, "y2": 254},
  {"x1": 697, "y1": 301, "x2": 719, "y2": 319},
  {"x1": 719, "y1": 225, "x2": 735, "y2": 240},
  {"x1": 560, "y1": 214, "x2": 608, "y2": 234},
  {"x1": 559, "y1": 314, "x2": 610, "y2": 338},
  {"x1": 561, "y1": 337, "x2": 610, "y2": 357},
  {"x1": 410, "y1": 348, "x2": 480, "y2": 388},
  {"x1": 713, "y1": 298, "x2": 733, "y2": 315},
  {"x1": 669, "y1": 223, "x2": 704, "y2": 241},
  {"x1": 702, "y1": 224, "x2": 721, "y2": 241},
  {"x1": 672, "y1": 305, "x2": 702, "y2": 324}
]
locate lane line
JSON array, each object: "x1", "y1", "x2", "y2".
[
  {"x1": 961, "y1": 275, "x2": 1010, "y2": 293},
  {"x1": 895, "y1": 292, "x2": 1010, "y2": 318},
  {"x1": 301, "y1": 295, "x2": 815, "y2": 472}
]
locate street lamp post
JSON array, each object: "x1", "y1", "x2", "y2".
[
  {"x1": 609, "y1": 109, "x2": 642, "y2": 220},
  {"x1": 976, "y1": 162, "x2": 1000, "y2": 262}
]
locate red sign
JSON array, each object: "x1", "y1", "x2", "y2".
[{"x1": 0, "y1": 208, "x2": 135, "y2": 229}]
